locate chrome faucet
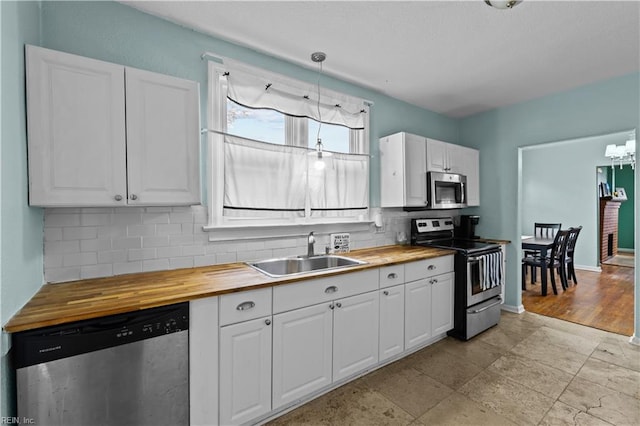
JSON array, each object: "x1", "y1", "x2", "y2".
[{"x1": 307, "y1": 231, "x2": 316, "y2": 257}]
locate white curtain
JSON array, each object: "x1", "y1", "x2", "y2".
[
  {"x1": 224, "y1": 64, "x2": 366, "y2": 130},
  {"x1": 309, "y1": 152, "x2": 369, "y2": 218},
  {"x1": 224, "y1": 135, "x2": 308, "y2": 218}
]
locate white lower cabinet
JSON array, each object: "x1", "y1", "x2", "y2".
[
  {"x1": 379, "y1": 285, "x2": 405, "y2": 362},
  {"x1": 405, "y1": 279, "x2": 433, "y2": 349},
  {"x1": 430, "y1": 272, "x2": 455, "y2": 335},
  {"x1": 405, "y1": 271, "x2": 455, "y2": 350},
  {"x1": 272, "y1": 303, "x2": 333, "y2": 410},
  {"x1": 333, "y1": 291, "x2": 379, "y2": 381},
  {"x1": 219, "y1": 316, "x2": 272, "y2": 425}
]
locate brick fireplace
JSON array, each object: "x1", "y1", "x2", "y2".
[{"x1": 599, "y1": 199, "x2": 622, "y2": 263}]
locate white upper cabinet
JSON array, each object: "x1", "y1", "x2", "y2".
[
  {"x1": 26, "y1": 45, "x2": 127, "y2": 206},
  {"x1": 426, "y1": 138, "x2": 480, "y2": 206},
  {"x1": 26, "y1": 45, "x2": 200, "y2": 207},
  {"x1": 379, "y1": 132, "x2": 427, "y2": 208}
]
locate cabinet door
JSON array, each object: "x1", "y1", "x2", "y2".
[
  {"x1": 272, "y1": 303, "x2": 333, "y2": 409},
  {"x1": 333, "y1": 291, "x2": 379, "y2": 381},
  {"x1": 460, "y1": 147, "x2": 480, "y2": 206},
  {"x1": 405, "y1": 278, "x2": 432, "y2": 349},
  {"x1": 426, "y1": 139, "x2": 448, "y2": 172},
  {"x1": 125, "y1": 68, "x2": 200, "y2": 205},
  {"x1": 219, "y1": 317, "x2": 272, "y2": 425},
  {"x1": 379, "y1": 285, "x2": 405, "y2": 362},
  {"x1": 379, "y1": 133, "x2": 405, "y2": 208},
  {"x1": 190, "y1": 297, "x2": 219, "y2": 426},
  {"x1": 26, "y1": 45, "x2": 127, "y2": 206},
  {"x1": 430, "y1": 272, "x2": 454, "y2": 335},
  {"x1": 404, "y1": 133, "x2": 428, "y2": 207}
]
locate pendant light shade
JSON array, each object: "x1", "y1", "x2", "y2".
[{"x1": 485, "y1": 1, "x2": 522, "y2": 9}]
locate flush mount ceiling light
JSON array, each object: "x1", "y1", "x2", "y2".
[
  {"x1": 310, "y1": 51, "x2": 332, "y2": 171},
  {"x1": 485, "y1": 1, "x2": 522, "y2": 9}
]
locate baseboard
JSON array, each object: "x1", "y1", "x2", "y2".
[
  {"x1": 501, "y1": 304, "x2": 524, "y2": 314},
  {"x1": 618, "y1": 248, "x2": 635, "y2": 254},
  {"x1": 575, "y1": 265, "x2": 602, "y2": 272},
  {"x1": 629, "y1": 335, "x2": 640, "y2": 346}
]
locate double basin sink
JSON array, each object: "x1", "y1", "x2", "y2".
[{"x1": 248, "y1": 255, "x2": 366, "y2": 278}]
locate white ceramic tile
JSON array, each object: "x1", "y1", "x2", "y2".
[
  {"x1": 45, "y1": 240, "x2": 80, "y2": 255},
  {"x1": 142, "y1": 235, "x2": 170, "y2": 248},
  {"x1": 143, "y1": 258, "x2": 170, "y2": 272},
  {"x1": 113, "y1": 261, "x2": 142, "y2": 275},
  {"x1": 80, "y1": 239, "x2": 112, "y2": 252},
  {"x1": 80, "y1": 213, "x2": 111, "y2": 226},
  {"x1": 81, "y1": 264, "x2": 113, "y2": 279},
  {"x1": 169, "y1": 257, "x2": 194, "y2": 269},
  {"x1": 142, "y1": 212, "x2": 169, "y2": 224},
  {"x1": 63, "y1": 226, "x2": 98, "y2": 240},
  {"x1": 127, "y1": 224, "x2": 157, "y2": 237},
  {"x1": 128, "y1": 248, "x2": 157, "y2": 261},
  {"x1": 63, "y1": 252, "x2": 97, "y2": 267},
  {"x1": 156, "y1": 223, "x2": 182, "y2": 235},
  {"x1": 46, "y1": 267, "x2": 81, "y2": 283},
  {"x1": 194, "y1": 255, "x2": 217, "y2": 267},
  {"x1": 112, "y1": 237, "x2": 142, "y2": 250}
]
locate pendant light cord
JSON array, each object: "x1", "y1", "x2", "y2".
[{"x1": 316, "y1": 60, "x2": 323, "y2": 148}]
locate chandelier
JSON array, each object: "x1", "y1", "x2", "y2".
[{"x1": 605, "y1": 135, "x2": 636, "y2": 170}]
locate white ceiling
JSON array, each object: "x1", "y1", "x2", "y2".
[{"x1": 121, "y1": 0, "x2": 640, "y2": 118}]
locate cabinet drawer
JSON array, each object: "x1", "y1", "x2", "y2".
[
  {"x1": 379, "y1": 265, "x2": 405, "y2": 289},
  {"x1": 273, "y1": 269, "x2": 379, "y2": 314},
  {"x1": 219, "y1": 287, "x2": 272, "y2": 326},
  {"x1": 405, "y1": 255, "x2": 454, "y2": 282}
]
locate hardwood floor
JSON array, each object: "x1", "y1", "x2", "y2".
[{"x1": 522, "y1": 262, "x2": 635, "y2": 336}]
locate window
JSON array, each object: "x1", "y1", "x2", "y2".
[{"x1": 205, "y1": 58, "x2": 370, "y2": 233}]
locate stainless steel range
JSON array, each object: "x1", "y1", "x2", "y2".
[{"x1": 411, "y1": 218, "x2": 503, "y2": 340}]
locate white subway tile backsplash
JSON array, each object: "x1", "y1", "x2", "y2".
[
  {"x1": 112, "y1": 237, "x2": 142, "y2": 250},
  {"x1": 142, "y1": 212, "x2": 169, "y2": 224},
  {"x1": 45, "y1": 240, "x2": 80, "y2": 255},
  {"x1": 157, "y1": 246, "x2": 182, "y2": 259},
  {"x1": 142, "y1": 235, "x2": 170, "y2": 248},
  {"x1": 128, "y1": 248, "x2": 157, "y2": 261},
  {"x1": 80, "y1": 239, "x2": 112, "y2": 252},
  {"x1": 81, "y1": 264, "x2": 113, "y2": 279},
  {"x1": 63, "y1": 252, "x2": 97, "y2": 267},
  {"x1": 44, "y1": 228, "x2": 63, "y2": 241},
  {"x1": 80, "y1": 213, "x2": 111, "y2": 226},
  {"x1": 113, "y1": 261, "x2": 142, "y2": 275},
  {"x1": 143, "y1": 259, "x2": 170, "y2": 272},
  {"x1": 63, "y1": 226, "x2": 98, "y2": 241},
  {"x1": 193, "y1": 255, "x2": 217, "y2": 267},
  {"x1": 46, "y1": 267, "x2": 81, "y2": 283},
  {"x1": 46, "y1": 214, "x2": 81, "y2": 227},
  {"x1": 127, "y1": 224, "x2": 156, "y2": 237},
  {"x1": 156, "y1": 224, "x2": 182, "y2": 235},
  {"x1": 43, "y1": 206, "x2": 406, "y2": 283},
  {"x1": 169, "y1": 257, "x2": 194, "y2": 270}
]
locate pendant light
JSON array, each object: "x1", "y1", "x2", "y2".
[
  {"x1": 485, "y1": 1, "x2": 522, "y2": 9},
  {"x1": 310, "y1": 51, "x2": 332, "y2": 170}
]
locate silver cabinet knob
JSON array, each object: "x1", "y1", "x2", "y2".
[
  {"x1": 383, "y1": 290, "x2": 389, "y2": 296},
  {"x1": 114, "y1": 194, "x2": 123, "y2": 201},
  {"x1": 329, "y1": 303, "x2": 335, "y2": 310},
  {"x1": 265, "y1": 319, "x2": 271, "y2": 326},
  {"x1": 130, "y1": 194, "x2": 138, "y2": 201},
  {"x1": 336, "y1": 302, "x2": 342, "y2": 308}
]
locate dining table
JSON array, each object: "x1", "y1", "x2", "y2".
[{"x1": 522, "y1": 236, "x2": 555, "y2": 296}]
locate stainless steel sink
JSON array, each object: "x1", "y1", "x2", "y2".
[{"x1": 248, "y1": 255, "x2": 366, "y2": 278}]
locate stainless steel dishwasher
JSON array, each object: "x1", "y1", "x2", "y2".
[{"x1": 13, "y1": 302, "x2": 189, "y2": 426}]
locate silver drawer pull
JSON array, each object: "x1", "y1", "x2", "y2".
[
  {"x1": 470, "y1": 298, "x2": 502, "y2": 314},
  {"x1": 325, "y1": 286, "x2": 338, "y2": 294},
  {"x1": 236, "y1": 301, "x2": 255, "y2": 311},
  {"x1": 265, "y1": 319, "x2": 271, "y2": 326},
  {"x1": 387, "y1": 273, "x2": 398, "y2": 279},
  {"x1": 427, "y1": 265, "x2": 436, "y2": 271},
  {"x1": 383, "y1": 290, "x2": 389, "y2": 296}
]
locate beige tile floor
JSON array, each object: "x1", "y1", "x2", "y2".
[{"x1": 268, "y1": 312, "x2": 640, "y2": 426}]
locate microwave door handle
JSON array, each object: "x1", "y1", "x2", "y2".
[{"x1": 461, "y1": 182, "x2": 466, "y2": 204}]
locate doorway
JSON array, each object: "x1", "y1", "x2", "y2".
[{"x1": 519, "y1": 130, "x2": 636, "y2": 336}]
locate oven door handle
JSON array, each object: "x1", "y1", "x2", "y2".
[{"x1": 469, "y1": 297, "x2": 502, "y2": 314}]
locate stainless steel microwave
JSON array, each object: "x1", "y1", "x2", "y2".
[{"x1": 427, "y1": 172, "x2": 467, "y2": 209}]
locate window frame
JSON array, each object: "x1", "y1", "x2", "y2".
[{"x1": 204, "y1": 59, "x2": 371, "y2": 240}]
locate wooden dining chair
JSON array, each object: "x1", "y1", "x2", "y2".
[
  {"x1": 563, "y1": 226, "x2": 582, "y2": 287},
  {"x1": 522, "y1": 229, "x2": 570, "y2": 295},
  {"x1": 524, "y1": 222, "x2": 562, "y2": 282}
]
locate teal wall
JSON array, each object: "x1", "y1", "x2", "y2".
[
  {"x1": 521, "y1": 131, "x2": 632, "y2": 269},
  {"x1": 40, "y1": 0, "x2": 459, "y2": 208},
  {"x1": 0, "y1": 0, "x2": 44, "y2": 418},
  {"x1": 459, "y1": 72, "x2": 639, "y2": 320},
  {"x1": 606, "y1": 164, "x2": 635, "y2": 250}
]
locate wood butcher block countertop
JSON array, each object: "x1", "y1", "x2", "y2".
[{"x1": 4, "y1": 245, "x2": 454, "y2": 333}]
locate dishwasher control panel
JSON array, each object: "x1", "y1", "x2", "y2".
[{"x1": 13, "y1": 302, "x2": 189, "y2": 368}]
